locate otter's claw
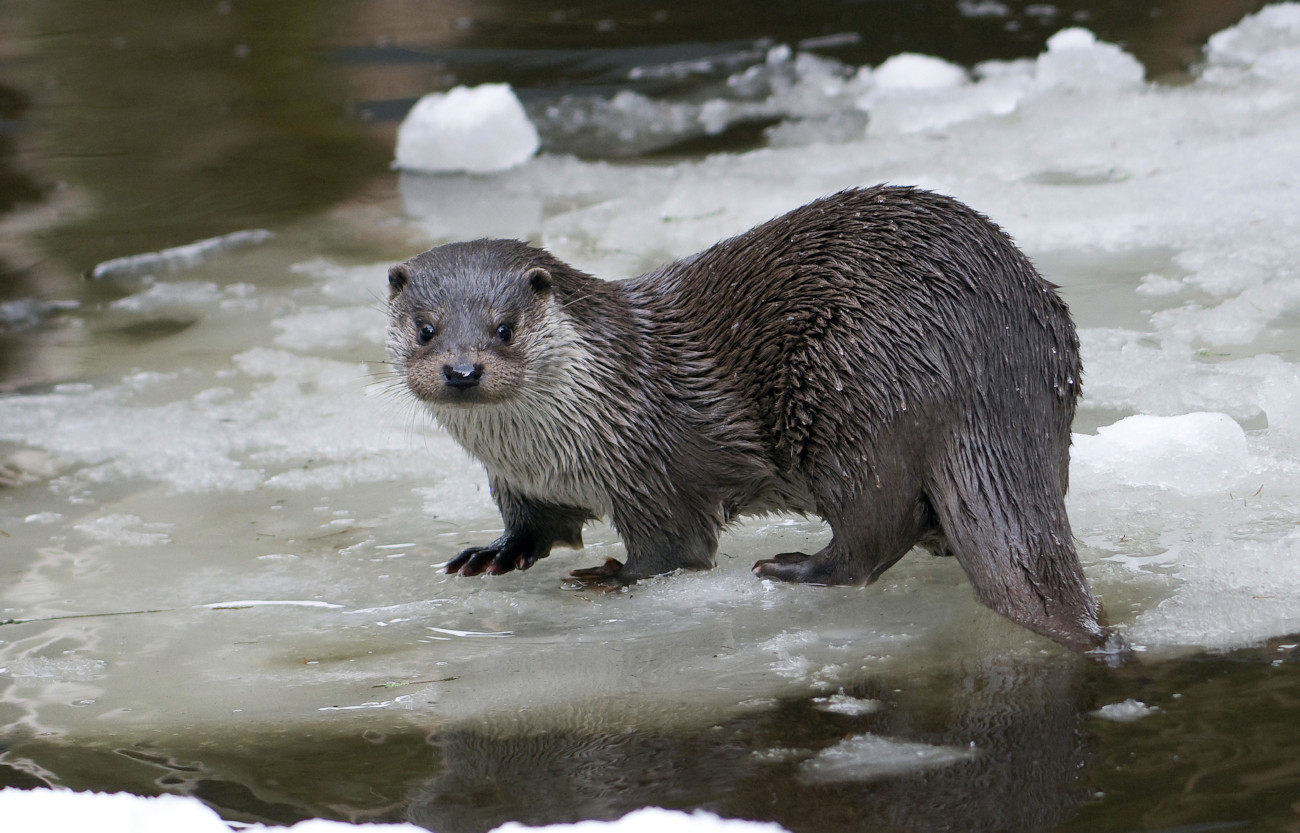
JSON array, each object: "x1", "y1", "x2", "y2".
[
  {"x1": 445, "y1": 535, "x2": 539, "y2": 576},
  {"x1": 561, "y1": 558, "x2": 630, "y2": 592}
]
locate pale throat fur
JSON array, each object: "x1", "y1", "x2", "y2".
[{"x1": 416, "y1": 301, "x2": 625, "y2": 515}]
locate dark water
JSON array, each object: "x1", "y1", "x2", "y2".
[
  {"x1": 0, "y1": 0, "x2": 1266, "y2": 274},
  {"x1": 2, "y1": 639, "x2": 1298, "y2": 831},
  {"x1": 3, "y1": 1, "x2": 1299, "y2": 831}
]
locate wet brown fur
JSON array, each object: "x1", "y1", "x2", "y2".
[{"x1": 386, "y1": 186, "x2": 1110, "y2": 652}]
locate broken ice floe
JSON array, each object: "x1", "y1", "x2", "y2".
[
  {"x1": 88, "y1": 229, "x2": 274, "y2": 279},
  {"x1": 798, "y1": 734, "x2": 977, "y2": 784},
  {"x1": 1092, "y1": 699, "x2": 1161, "y2": 722}
]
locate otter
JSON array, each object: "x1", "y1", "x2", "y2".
[{"x1": 386, "y1": 186, "x2": 1111, "y2": 653}]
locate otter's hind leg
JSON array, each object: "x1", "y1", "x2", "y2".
[
  {"x1": 926, "y1": 441, "x2": 1105, "y2": 652},
  {"x1": 753, "y1": 484, "x2": 933, "y2": 586}
]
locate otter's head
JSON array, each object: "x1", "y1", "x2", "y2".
[{"x1": 386, "y1": 239, "x2": 575, "y2": 409}]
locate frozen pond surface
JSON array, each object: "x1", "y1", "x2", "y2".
[{"x1": 2, "y1": 3, "x2": 1300, "y2": 831}]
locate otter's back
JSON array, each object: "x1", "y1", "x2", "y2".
[{"x1": 638, "y1": 186, "x2": 1081, "y2": 475}]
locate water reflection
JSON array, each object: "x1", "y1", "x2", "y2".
[{"x1": 411, "y1": 651, "x2": 1095, "y2": 833}]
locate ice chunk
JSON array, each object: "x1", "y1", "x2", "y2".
[
  {"x1": 872, "y1": 53, "x2": 968, "y2": 90},
  {"x1": 798, "y1": 733, "x2": 976, "y2": 783},
  {"x1": 394, "y1": 84, "x2": 540, "y2": 174},
  {"x1": 811, "y1": 692, "x2": 883, "y2": 716},
  {"x1": 1205, "y1": 3, "x2": 1300, "y2": 81},
  {"x1": 1046, "y1": 28, "x2": 1098, "y2": 51},
  {"x1": 857, "y1": 54, "x2": 984, "y2": 135},
  {"x1": 857, "y1": 50, "x2": 1042, "y2": 134},
  {"x1": 1035, "y1": 28, "x2": 1145, "y2": 90},
  {"x1": 1093, "y1": 699, "x2": 1160, "y2": 722},
  {"x1": 957, "y1": 1, "x2": 1010, "y2": 18},
  {"x1": 1072, "y1": 413, "x2": 1251, "y2": 495}
]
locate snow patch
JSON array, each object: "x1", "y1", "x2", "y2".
[{"x1": 0, "y1": 789, "x2": 792, "y2": 833}]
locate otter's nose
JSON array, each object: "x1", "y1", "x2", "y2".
[{"x1": 443, "y1": 362, "x2": 483, "y2": 390}]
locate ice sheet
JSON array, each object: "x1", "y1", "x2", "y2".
[{"x1": 3, "y1": 4, "x2": 1300, "y2": 761}]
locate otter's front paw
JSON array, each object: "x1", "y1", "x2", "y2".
[
  {"x1": 560, "y1": 558, "x2": 631, "y2": 592},
  {"x1": 445, "y1": 533, "x2": 539, "y2": 576}
]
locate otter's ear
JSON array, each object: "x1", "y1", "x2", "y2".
[
  {"x1": 388, "y1": 264, "x2": 411, "y2": 300},
  {"x1": 524, "y1": 267, "x2": 551, "y2": 294}
]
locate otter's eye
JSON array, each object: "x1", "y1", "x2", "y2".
[
  {"x1": 496, "y1": 323, "x2": 514, "y2": 343},
  {"x1": 417, "y1": 323, "x2": 436, "y2": 344}
]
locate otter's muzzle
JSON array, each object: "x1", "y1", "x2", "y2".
[{"x1": 443, "y1": 362, "x2": 484, "y2": 390}]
